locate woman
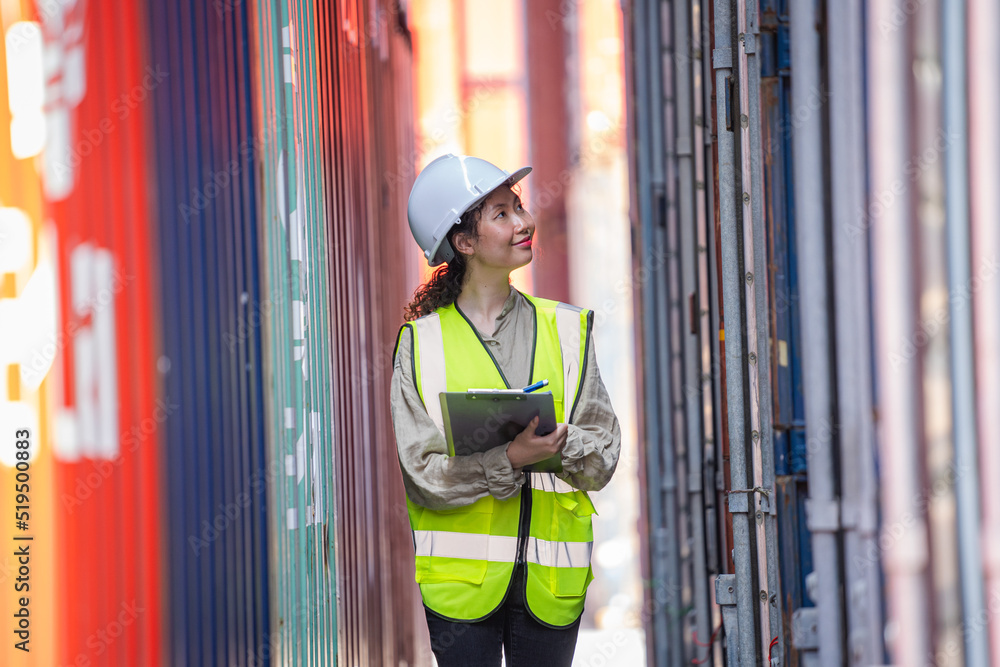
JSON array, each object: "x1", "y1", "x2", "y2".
[{"x1": 390, "y1": 154, "x2": 621, "y2": 666}]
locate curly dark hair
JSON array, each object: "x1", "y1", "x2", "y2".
[{"x1": 403, "y1": 200, "x2": 490, "y2": 321}]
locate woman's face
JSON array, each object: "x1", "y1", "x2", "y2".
[{"x1": 457, "y1": 184, "x2": 535, "y2": 271}]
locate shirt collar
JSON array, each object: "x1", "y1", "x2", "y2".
[{"x1": 498, "y1": 285, "x2": 520, "y2": 320}]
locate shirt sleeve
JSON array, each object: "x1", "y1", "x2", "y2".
[
  {"x1": 390, "y1": 325, "x2": 525, "y2": 510},
  {"x1": 558, "y1": 328, "x2": 622, "y2": 491}
]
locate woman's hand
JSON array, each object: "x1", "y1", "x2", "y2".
[{"x1": 505, "y1": 417, "x2": 569, "y2": 469}]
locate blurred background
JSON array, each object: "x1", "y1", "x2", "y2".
[{"x1": 0, "y1": 0, "x2": 999, "y2": 666}]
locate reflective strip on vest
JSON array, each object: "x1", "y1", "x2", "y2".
[
  {"x1": 415, "y1": 530, "x2": 591, "y2": 569},
  {"x1": 526, "y1": 536, "x2": 593, "y2": 569},
  {"x1": 534, "y1": 472, "x2": 576, "y2": 495},
  {"x1": 414, "y1": 530, "x2": 518, "y2": 562},
  {"x1": 411, "y1": 313, "x2": 447, "y2": 435},
  {"x1": 554, "y1": 303, "x2": 583, "y2": 418}
]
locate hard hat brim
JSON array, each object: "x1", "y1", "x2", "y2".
[
  {"x1": 426, "y1": 165, "x2": 533, "y2": 266},
  {"x1": 505, "y1": 166, "x2": 532, "y2": 189}
]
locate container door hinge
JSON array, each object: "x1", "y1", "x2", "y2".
[
  {"x1": 727, "y1": 486, "x2": 770, "y2": 514},
  {"x1": 715, "y1": 575, "x2": 740, "y2": 667},
  {"x1": 713, "y1": 47, "x2": 733, "y2": 70}
]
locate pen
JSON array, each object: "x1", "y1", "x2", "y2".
[{"x1": 522, "y1": 379, "x2": 549, "y2": 393}]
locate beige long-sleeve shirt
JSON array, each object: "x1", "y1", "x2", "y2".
[{"x1": 390, "y1": 286, "x2": 622, "y2": 511}]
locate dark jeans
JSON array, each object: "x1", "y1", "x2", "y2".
[{"x1": 424, "y1": 564, "x2": 582, "y2": 667}]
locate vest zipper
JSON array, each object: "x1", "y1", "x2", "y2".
[{"x1": 516, "y1": 471, "x2": 532, "y2": 566}]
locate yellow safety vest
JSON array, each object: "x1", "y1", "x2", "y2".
[{"x1": 394, "y1": 292, "x2": 597, "y2": 627}]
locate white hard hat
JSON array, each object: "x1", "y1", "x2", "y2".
[{"x1": 407, "y1": 154, "x2": 532, "y2": 266}]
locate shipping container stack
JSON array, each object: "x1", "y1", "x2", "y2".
[
  {"x1": 1, "y1": 1, "x2": 165, "y2": 664},
  {"x1": 145, "y1": 0, "x2": 271, "y2": 664},
  {"x1": 252, "y1": 0, "x2": 423, "y2": 665},
  {"x1": 760, "y1": 1, "x2": 813, "y2": 664},
  {"x1": 628, "y1": 0, "x2": 1000, "y2": 666},
  {"x1": 2, "y1": 0, "x2": 422, "y2": 665},
  {"x1": 7, "y1": 0, "x2": 1000, "y2": 665}
]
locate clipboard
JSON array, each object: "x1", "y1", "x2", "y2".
[{"x1": 439, "y1": 390, "x2": 563, "y2": 473}]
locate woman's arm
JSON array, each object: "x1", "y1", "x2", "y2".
[
  {"x1": 558, "y1": 333, "x2": 622, "y2": 491},
  {"x1": 390, "y1": 327, "x2": 525, "y2": 510}
]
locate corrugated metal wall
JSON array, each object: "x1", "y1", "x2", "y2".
[
  {"x1": 628, "y1": 0, "x2": 770, "y2": 663},
  {"x1": 0, "y1": 1, "x2": 164, "y2": 664},
  {"x1": 146, "y1": 0, "x2": 270, "y2": 663},
  {"x1": 628, "y1": 0, "x2": 842, "y2": 664},
  {"x1": 255, "y1": 2, "x2": 339, "y2": 664},
  {"x1": 630, "y1": 0, "x2": 1000, "y2": 665},
  {"x1": 626, "y1": 0, "x2": 681, "y2": 661},
  {"x1": 317, "y1": 1, "x2": 426, "y2": 662},
  {"x1": 758, "y1": 2, "x2": 812, "y2": 663},
  {"x1": 16, "y1": 0, "x2": 1000, "y2": 664},
  {"x1": 254, "y1": 1, "x2": 424, "y2": 665},
  {"x1": 4, "y1": 1, "x2": 420, "y2": 665},
  {"x1": 48, "y1": 1, "x2": 166, "y2": 663}
]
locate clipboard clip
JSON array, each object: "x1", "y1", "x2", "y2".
[
  {"x1": 467, "y1": 388, "x2": 526, "y2": 394},
  {"x1": 467, "y1": 379, "x2": 549, "y2": 394}
]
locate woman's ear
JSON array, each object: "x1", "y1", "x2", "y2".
[{"x1": 451, "y1": 231, "x2": 475, "y2": 257}]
